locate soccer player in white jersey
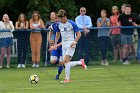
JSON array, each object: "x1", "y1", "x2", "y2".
[{"x1": 53, "y1": 9, "x2": 87, "y2": 83}]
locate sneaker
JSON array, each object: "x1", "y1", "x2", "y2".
[
  {"x1": 36, "y1": 64, "x2": 39, "y2": 68},
  {"x1": 55, "y1": 74, "x2": 59, "y2": 80},
  {"x1": 60, "y1": 79, "x2": 71, "y2": 83},
  {"x1": 32, "y1": 64, "x2": 36, "y2": 68},
  {"x1": 6, "y1": 65, "x2": 10, "y2": 68},
  {"x1": 104, "y1": 60, "x2": 109, "y2": 66},
  {"x1": 80, "y1": 59, "x2": 87, "y2": 70},
  {"x1": 123, "y1": 60, "x2": 130, "y2": 65},
  {"x1": 101, "y1": 60, "x2": 104, "y2": 65},
  {"x1": 21, "y1": 64, "x2": 26, "y2": 68},
  {"x1": 0, "y1": 66, "x2": 2, "y2": 69},
  {"x1": 17, "y1": 64, "x2": 21, "y2": 68}
]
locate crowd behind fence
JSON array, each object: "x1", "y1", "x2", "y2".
[{"x1": 0, "y1": 26, "x2": 139, "y2": 66}]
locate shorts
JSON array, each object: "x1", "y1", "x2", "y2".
[
  {"x1": 51, "y1": 49, "x2": 63, "y2": 62},
  {"x1": 121, "y1": 34, "x2": 133, "y2": 45},
  {"x1": 62, "y1": 43, "x2": 75, "y2": 60},
  {"x1": 111, "y1": 34, "x2": 121, "y2": 47},
  {"x1": 0, "y1": 37, "x2": 13, "y2": 47}
]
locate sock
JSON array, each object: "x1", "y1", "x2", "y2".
[
  {"x1": 57, "y1": 66, "x2": 63, "y2": 75},
  {"x1": 64, "y1": 63, "x2": 71, "y2": 80},
  {"x1": 69, "y1": 61, "x2": 82, "y2": 67}
]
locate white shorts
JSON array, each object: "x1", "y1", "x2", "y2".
[
  {"x1": 62, "y1": 43, "x2": 76, "y2": 59},
  {"x1": 50, "y1": 56, "x2": 63, "y2": 62}
]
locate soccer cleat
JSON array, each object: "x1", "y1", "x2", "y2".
[
  {"x1": 21, "y1": 64, "x2": 26, "y2": 68},
  {"x1": 80, "y1": 59, "x2": 87, "y2": 70},
  {"x1": 17, "y1": 64, "x2": 21, "y2": 68},
  {"x1": 55, "y1": 74, "x2": 59, "y2": 80},
  {"x1": 60, "y1": 79, "x2": 71, "y2": 83}
]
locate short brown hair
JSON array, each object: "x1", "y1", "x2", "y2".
[
  {"x1": 125, "y1": 4, "x2": 131, "y2": 8},
  {"x1": 57, "y1": 9, "x2": 67, "y2": 17}
]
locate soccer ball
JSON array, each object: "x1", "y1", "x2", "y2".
[{"x1": 29, "y1": 74, "x2": 39, "y2": 84}]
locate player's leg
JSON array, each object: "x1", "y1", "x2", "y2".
[
  {"x1": 61, "y1": 45, "x2": 87, "y2": 83},
  {"x1": 55, "y1": 49, "x2": 63, "y2": 80}
]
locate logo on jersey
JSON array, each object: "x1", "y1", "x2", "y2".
[
  {"x1": 128, "y1": 18, "x2": 133, "y2": 22},
  {"x1": 64, "y1": 28, "x2": 67, "y2": 31}
]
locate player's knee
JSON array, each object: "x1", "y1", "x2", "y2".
[{"x1": 51, "y1": 60, "x2": 57, "y2": 64}]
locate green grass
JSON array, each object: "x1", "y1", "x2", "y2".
[{"x1": 0, "y1": 64, "x2": 140, "y2": 93}]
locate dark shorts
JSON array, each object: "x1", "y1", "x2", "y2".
[
  {"x1": 121, "y1": 34, "x2": 133, "y2": 45},
  {"x1": 0, "y1": 37, "x2": 13, "y2": 48},
  {"x1": 111, "y1": 34, "x2": 121, "y2": 47}
]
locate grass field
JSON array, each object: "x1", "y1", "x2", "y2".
[{"x1": 0, "y1": 63, "x2": 140, "y2": 93}]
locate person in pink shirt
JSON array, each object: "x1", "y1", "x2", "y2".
[{"x1": 110, "y1": 6, "x2": 122, "y2": 62}]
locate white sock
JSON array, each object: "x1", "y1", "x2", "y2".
[
  {"x1": 64, "y1": 63, "x2": 71, "y2": 80},
  {"x1": 69, "y1": 61, "x2": 82, "y2": 67}
]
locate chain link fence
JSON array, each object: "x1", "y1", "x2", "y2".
[{"x1": 0, "y1": 27, "x2": 138, "y2": 66}]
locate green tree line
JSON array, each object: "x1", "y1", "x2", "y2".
[{"x1": 0, "y1": 0, "x2": 140, "y2": 24}]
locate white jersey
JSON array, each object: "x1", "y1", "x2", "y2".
[{"x1": 54, "y1": 20, "x2": 79, "y2": 45}]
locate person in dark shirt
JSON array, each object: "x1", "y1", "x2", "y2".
[{"x1": 118, "y1": 4, "x2": 137, "y2": 65}]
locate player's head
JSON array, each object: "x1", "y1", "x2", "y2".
[
  {"x1": 80, "y1": 7, "x2": 86, "y2": 16},
  {"x1": 101, "y1": 9, "x2": 107, "y2": 18},
  {"x1": 57, "y1": 9, "x2": 67, "y2": 23},
  {"x1": 112, "y1": 6, "x2": 119, "y2": 15},
  {"x1": 125, "y1": 4, "x2": 131, "y2": 15},
  {"x1": 121, "y1": 4, "x2": 126, "y2": 13}
]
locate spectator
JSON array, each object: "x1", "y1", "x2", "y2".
[
  {"x1": 0, "y1": 14, "x2": 14, "y2": 69},
  {"x1": 136, "y1": 15, "x2": 140, "y2": 63},
  {"x1": 118, "y1": 4, "x2": 136, "y2": 65},
  {"x1": 30, "y1": 11, "x2": 45, "y2": 68},
  {"x1": 75, "y1": 7, "x2": 92, "y2": 65},
  {"x1": 15, "y1": 13, "x2": 29, "y2": 68},
  {"x1": 110, "y1": 6, "x2": 122, "y2": 63},
  {"x1": 121, "y1": 4, "x2": 126, "y2": 13},
  {"x1": 97, "y1": 9, "x2": 110, "y2": 66},
  {"x1": 121, "y1": 4, "x2": 136, "y2": 59},
  {"x1": 45, "y1": 12, "x2": 57, "y2": 65}
]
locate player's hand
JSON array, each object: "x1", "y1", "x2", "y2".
[
  {"x1": 49, "y1": 45, "x2": 57, "y2": 51},
  {"x1": 70, "y1": 42, "x2": 77, "y2": 48}
]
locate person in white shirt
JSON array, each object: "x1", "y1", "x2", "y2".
[{"x1": 0, "y1": 14, "x2": 14, "y2": 69}]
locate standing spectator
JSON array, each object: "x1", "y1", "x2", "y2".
[
  {"x1": 30, "y1": 11, "x2": 45, "y2": 68},
  {"x1": 110, "y1": 6, "x2": 122, "y2": 62},
  {"x1": 121, "y1": 4, "x2": 126, "y2": 13},
  {"x1": 0, "y1": 14, "x2": 14, "y2": 68},
  {"x1": 75, "y1": 7, "x2": 92, "y2": 65},
  {"x1": 15, "y1": 13, "x2": 29, "y2": 68},
  {"x1": 45, "y1": 12, "x2": 57, "y2": 65},
  {"x1": 97, "y1": 9, "x2": 110, "y2": 66},
  {"x1": 118, "y1": 4, "x2": 136, "y2": 65},
  {"x1": 136, "y1": 15, "x2": 140, "y2": 63},
  {"x1": 121, "y1": 4, "x2": 136, "y2": 59}
]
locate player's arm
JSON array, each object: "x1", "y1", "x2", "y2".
[
  {"x1": 48, "y1": 29, "x2": 54, "y2": 45},
  {"x1": 71, "y1": 31, "x2": 81, "y2": 48},
  {"x1": 55, "y1": 32, "x2": 60, "y2": 45}
]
